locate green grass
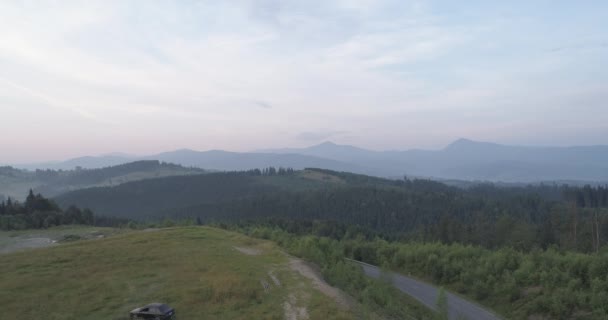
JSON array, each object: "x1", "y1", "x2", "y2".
[
  {"x1": 0, "y1": 227, "x2": 354, "y2": 320},
  {"x1": 253, "y1": 172, "x2": 345, "y2": 192},
  {"x1": 298, "y1": 169, "x2": 346, "y2": 184}
]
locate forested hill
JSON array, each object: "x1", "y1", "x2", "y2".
[
  {"x1": 54, "y1": 168, "x2": 339, "y2": 219},
  {"x1": 0, "y1": 160, "x2": 204, "y2": 200},
  {"x1": 55, "y1": 168, "x2": 608, "y2": 253}
]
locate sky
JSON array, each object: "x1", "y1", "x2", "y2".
[{"x1": 1, "y1": 0, "x2": 607, "y2": 163}]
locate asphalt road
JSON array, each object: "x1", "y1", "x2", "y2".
[{"x1": 350, "y1": 259, "x2": 501, "y2": 320}]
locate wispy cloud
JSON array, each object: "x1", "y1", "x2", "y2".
[
  {"x1": 0, "y1": 77, "x2": 115, "y2": 125},
  {"x1": 0, "y1": 0, "x2": 606, "y2": 162}
]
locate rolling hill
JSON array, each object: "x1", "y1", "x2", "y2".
[
  {"x1": 54, "y1": 169, "x2": 348, "y2": 220},
  {"x1": 13, "y1": 149, "x2": 377, "y2": 176},
  {"x1": 0, "y1": 227, "x2": 355, "y2": 320},
  {"x1": 54, "y1": 167, "x2": 603, "y2": 253},
  {"x1": 52, "y1": 168, "x2": 551, "y2": 236},
  {"x1": 145, "y1": 149, "x2": 376, "y2": 174},
  {"x1": 0, "y1": 160, "x2": 204, "y2": 200},
  {"x1": 15, "y1": 155, "x2": 136, "y2": 171}
]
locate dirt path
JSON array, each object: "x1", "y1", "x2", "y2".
[
  {"x1": 233, "y1": 246, "x2": 262, "y2": 255},
  {"x1": 232, "y1": 246, "x2": 351, "y2": 319},
  {"x1": 288, "y1": 258, "x2": 351, "y2": 309},
  {"x1": 283, "y1": 293, "x2": 310, "y2": 320}
]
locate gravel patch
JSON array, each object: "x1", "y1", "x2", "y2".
[{"x1": 233, "y1": 246, "x2": 262, "y2": 255}]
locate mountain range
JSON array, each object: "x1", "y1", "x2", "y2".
[{"x1": 9, "y1": 139, "x2": 608, "y2": 183}]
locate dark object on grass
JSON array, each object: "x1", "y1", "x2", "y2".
[{"x1": 129, "y1": 303, "x2": 176, "y2": 319}]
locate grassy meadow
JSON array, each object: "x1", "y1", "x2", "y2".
[{"x1": 0, "y1": 227, "x2": 354, "y2": 320}]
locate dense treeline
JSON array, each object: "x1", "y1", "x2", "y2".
[
  {"x1": 56, "y1": 168, "x2": 608, "y2": 253},
  {"x1": 229, "y1": 221, "x2": 608, "y2": 320},
  {"x1": 54, "y1": 168, "x2": 312, "y2": 218},
  {"x1": 0, "y1": 190, "x2": 120, "y2": 230},
  {"x1": 243, "y1": 166, "x2": 296, "y2": 176},
  {"x1": 189, "y1": 182, "x2": 608, "y2": 253}
]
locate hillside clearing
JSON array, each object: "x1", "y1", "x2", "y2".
[{"x1": 0, "y1": 227, "x2": 354, "y2": 320}]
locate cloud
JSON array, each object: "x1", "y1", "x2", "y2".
[
  {"x1": 0, "y1": 76, "x2": 115, "y2": 125},
  {"x1": 0, "y1": 0, "x2": 606, "y2": 161}
]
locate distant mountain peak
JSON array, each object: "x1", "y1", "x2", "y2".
[
  {"x1": 457, "y1": 138, "x2": 475, "y2": 143},
  {"x1": 444, "y1": 138, "x2": 498, "y2": 150},
  {"x1": 310, "y1": 141, "x2": 367, "y2": 150},
  {"x1": 317, "y1": 141, "x2": 338, "y2": 147},
  {"x1": 448, "y1": 138, "x2": 476, "y2": 146},
  {"x1": 310, "y1": 141, "x2": 345, "y2": 149}
]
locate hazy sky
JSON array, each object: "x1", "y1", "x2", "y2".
[{"x1": 1, "y1": 1, "x2": 607, "y2": 163}]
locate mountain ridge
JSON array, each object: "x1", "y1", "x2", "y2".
[{"x1": 8, "y1": 139, "x2": 608, "y2": 182}]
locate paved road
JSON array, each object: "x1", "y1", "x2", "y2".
[{"x1": 349, "y1": 259, "x2": 501, "y2": 320}]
